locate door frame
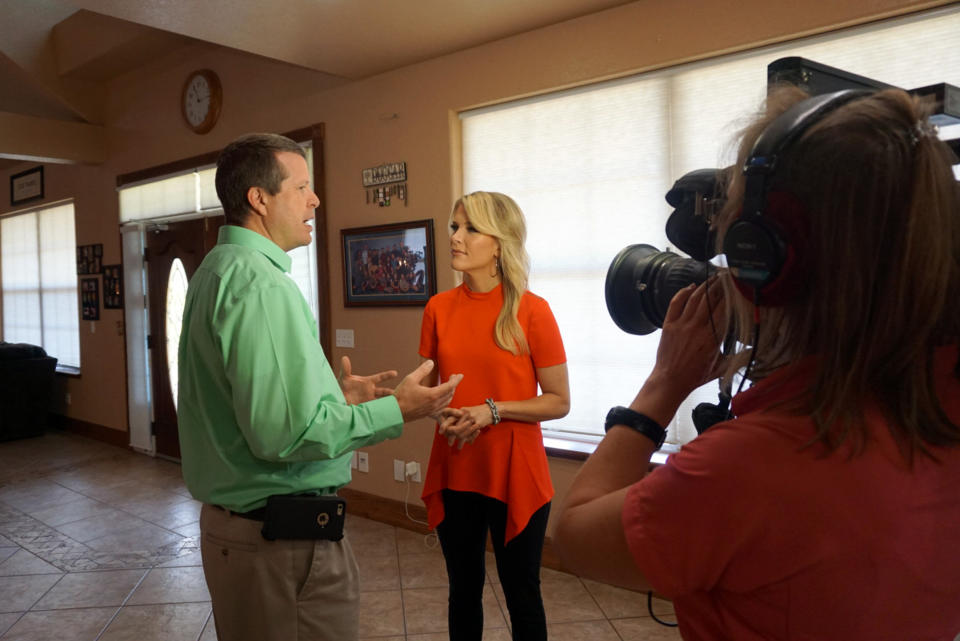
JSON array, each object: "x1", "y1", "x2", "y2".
[{"x1": 117, "y1": 124, "x2": 327, "y2": 455}]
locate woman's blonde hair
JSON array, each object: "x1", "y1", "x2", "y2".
[
  {"x1": 453, "y1": 191, "x2": 530, "y2": 355},
  {"x1": 716, "y1": 86, "x2": 960, "y2": 463}
]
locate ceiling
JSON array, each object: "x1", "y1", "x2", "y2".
[{"x1": 0, "y1": 0, "x2": 637, "y2": 169}]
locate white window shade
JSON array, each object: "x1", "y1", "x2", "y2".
[
  {"x1": 1, "y1": 212, "x2": 41, "y2": 346},
  {"x1": 197, "y1": 166, "x2": 221, "y2": 211},
  {"x1": 461, "y1": 5, "x2": 960, "y2": 442},
  {"x1": 119, "y1": 171, "x2": 200, "y2": 223},
  {"x1": 1, "y1": 202, "x2": 79, "y2": 368}
]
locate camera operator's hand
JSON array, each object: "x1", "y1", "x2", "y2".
[{"x1": 639, "y1": 279, "x2": 725, "y2": 424}]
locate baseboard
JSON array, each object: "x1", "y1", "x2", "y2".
[
  {"x1": 339, "y1": 487, "x2": 567, "y2": 573},
  {"x1": 48, "y1": 413, "x2": 129, "y2": 449}
]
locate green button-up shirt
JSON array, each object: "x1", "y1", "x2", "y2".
[{"x1": 177, "y1": 225, "x2": 403, "y2": 512}]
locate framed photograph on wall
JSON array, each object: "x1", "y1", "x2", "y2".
[
  {"x1": 80, "y1": 277, "x2": 100, "y2": 321},
  {"x1": 341, "y1": 219, "x2": 436, "y2": 307},
  {"x1": 102, "y1": 264, "x2": 124, "y2": 309},
  {"x1": 10, "y1": 166, "x2": 44, "y2": 206},
  {"x1": 76, "y1": 243, "x2": 103, "y2": 275}
]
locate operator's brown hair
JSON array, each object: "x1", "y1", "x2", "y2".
[{"x1": 716, "y1": 86, "x2": 960, "y2": 463}]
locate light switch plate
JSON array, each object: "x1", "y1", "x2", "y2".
[{"x1": 335, "y1": 329, "x2": 355, "y2": 348}]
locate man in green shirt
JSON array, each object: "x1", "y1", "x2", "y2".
[{"x1": 177, "y1": 133, "x2": 461, "y2": 641}]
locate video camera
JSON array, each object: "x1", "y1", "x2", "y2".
[{"x1": 604, "y1": 57, "x2": 960, "y2": 432}]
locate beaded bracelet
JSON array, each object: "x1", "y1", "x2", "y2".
[{"x1": 485, "y1": 398, "x2": 501, "y2": 425}]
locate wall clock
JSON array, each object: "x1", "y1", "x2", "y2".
[{"x1": 181, "y1": 69, "x2": 222, "y2": 135}]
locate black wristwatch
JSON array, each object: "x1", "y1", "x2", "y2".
[{"x1": 604, "y1": 406, "x2": 667, "y2": 449}]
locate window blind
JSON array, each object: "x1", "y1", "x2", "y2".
[
  {"x1": 461, "y1": 5, "x2": 960, "y2": 442},
  {"x1": 1, "y1": 202, "x2": 80, "y2": 368}
]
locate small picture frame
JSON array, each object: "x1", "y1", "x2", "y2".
[
  {"x1": 342, "y1": 219, "x2": 436, "y2": 307},
  {"x1": 102, "y1": 264, "x2": 124, "y2": 309},
  {"x1": 76, "y1": 244, "x2": 103, "y2": 275},
  {"x1": 10, "y1": 166, "x2": 44, "y2": 206},
  {"x1": 80, "y1": 277, "x2": 100, "y2": 321}
]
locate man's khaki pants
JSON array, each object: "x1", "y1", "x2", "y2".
[{"x1": 199, "y1": 503, "x2": 360, "y2": 641}]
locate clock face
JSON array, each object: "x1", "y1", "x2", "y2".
[
  {"x1": 184, "y1": 75, "x2": 211, "y2": 127},
  {"x1": 181, "y1": 70, "x2": 221, "y2": 134}
]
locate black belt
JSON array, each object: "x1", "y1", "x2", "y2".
[{"x1": 214, "y1": 504, "x2": 266, "y2": 521}]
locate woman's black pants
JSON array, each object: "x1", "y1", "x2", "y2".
[{"x1": 436, "y1": 489, "x2": 550, "y2": 641}]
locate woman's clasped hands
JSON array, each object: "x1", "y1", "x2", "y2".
[{"x1": 437, "y1": 404, "x2": 494, "y2": 448}]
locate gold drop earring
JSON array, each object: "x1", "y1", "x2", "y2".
[{"x1": 490, "y1": 255, "x2": 500, "y2": 278}]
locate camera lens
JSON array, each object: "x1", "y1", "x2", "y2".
[{"x1": 605, "y1": 244, "x2": 715, "y2": 335}]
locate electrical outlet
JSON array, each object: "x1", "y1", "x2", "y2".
[
  {"x1": 393, "y1": 459, "x2": 405, "y2": 482},
  {"x1": 357, "y1": 451, "x2": 369, "y2": 473},
  {"x1": 405, "y1": 461, "x2": 421, "y2": 483}
]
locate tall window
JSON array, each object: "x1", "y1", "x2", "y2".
[
  {"x1": 461, "y1": 6, "x2": 960, "y2": 444},
  {"x1": 1, "y1": 202, "x2": 81, "y2": 369}
]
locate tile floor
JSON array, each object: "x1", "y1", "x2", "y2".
[{"x1": 0, "y1": 431, "x2": 681, "y2": 640}]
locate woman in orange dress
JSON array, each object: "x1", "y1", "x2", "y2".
[{"x1": 419, "y1": 191, "x2": 570, "y2": 641}]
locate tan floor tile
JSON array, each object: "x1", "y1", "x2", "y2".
[
  {"x1": 581, "y1": 577, "x2": 675, "y2": 619},
  {"x1": 0, "y1": 574, "x2": 62, "y2": 612},
  {"x1": 198, "y1": 612, "x2": 217, "y2": 641},
  {"x1": 357, "y1": 589, "x2": 405, "y2": 638},
  {"x1": 396, "y1": 526, "x2": 440, "y2": 556},
  {"x1": 80, "y1": 481, "x2": 158, "y2": 505},
  {"x1": 172, "y1": 520, "x2": 201, "y2": 538},
  {"x1": 157, "y1": 548, "x2": 204, "y2": 568},
  {"x1": 99, "y1": 603, "x2": 211, "y2": 641},
  {"x1": 612, "y1": 616, "x2": 685, "y2": 640},
  {"x1": 484, "y1": 551, "x2": 499, "y2": 584},
  {"x1": 547, "y1": 619, "x2": 622, "y2": 640},
  {"x1": 362, "y1": 637, "x2": 404, "y2": 641},
  {"x1": 83, "y1": 522, "x2": 183, "y2": 553},
  {"x1": 0, "y1": 607, "x2": 115, "y2": 641},
  {"x1": 33, "y1": 569, "x2": 145, "y2": 610},
  {"x1": 346, "y1": 515, "x2": 397, "y2": 557},
  {"x1": 0, "y1": 612, "x2": 23, "y2": 636},
  {"x1": 54, "y1": 510, "x2": 149, "y2": 543},
  {"x1": 115, "y1": 491, "x2": 196, "y2": 522},
  {"x1": 26, "y1": 496, "x2": 115, "y2": 527},
  {"x1": 538, "y1": 567, "x2": 605, "y2": 624},
  {"x1": 0, "y1": 548, "x2": 17, "y2": 564},
  {"x1": 407, "y1": 630, "x2": 512, "y2": 641},
  {"x1": 137, "y1": 498, "x2": 201, "y2": 530},
  {"x1": 0, "y1": 480, "x2": 87, "y2": 513},
  {"x1": 402, "y1": 584, "x2": 505, "y2": 635},
  {"x1": 357, "y1": 553, "x2": 400, "y2": 591},
  {"x1": 0, "y1": 534, "x2": 15, "y2": 546},
  {"x1": 0, "y1": 549, "x2": 62, "y2": 576},
  {"x1": 127, "y1": 566, "x2": 210, "y2": 605},
  {"x1": 399, "y1": 551, "x2": 447, "y2": 589}
]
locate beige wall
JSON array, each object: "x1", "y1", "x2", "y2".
[{"x1": 0, "y1": 0, "x2": 948, "y2": 526}]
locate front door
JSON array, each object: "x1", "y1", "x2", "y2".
[{"x1": 146, "y1": 216, "x2": 223, "y2": 459}]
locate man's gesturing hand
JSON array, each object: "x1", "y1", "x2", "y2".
[
  {"x1": 339, "y1": 356, "x2": 398, "y2": 405},
  {"x1": 394, "y1": 360, "x2": 463, "y2": 422}
]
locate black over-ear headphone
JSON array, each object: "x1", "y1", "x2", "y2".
[{"x1": 723, "y1": 89, "x2": 872, "y2": 304}]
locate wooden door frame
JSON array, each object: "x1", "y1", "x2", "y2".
[{"x1": 116, "y1": 124, "x2": 330, "y2": 355}]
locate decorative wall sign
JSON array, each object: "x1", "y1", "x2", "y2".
[
  {"x1": 361, "y1": 162, "x2": 408, "y2": 207},
  {"x1": 10, "y1": 166, "x2": 44, "y2": 206},
  {"x1": 80, "y1": 277, "x2": 100, "y2": 321},
  {"x1": 342, "y1": 219, "x2": 435, "y2": 306},
  {"x1": 76, "y1": 243, "x2": 103, "y2": 275},
  {"x1": 361, "y1": 162, "x2": 406, "y2": 187},
  {"x1": 102, "y1": 264, "x2": 124, "y2": 309}
]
